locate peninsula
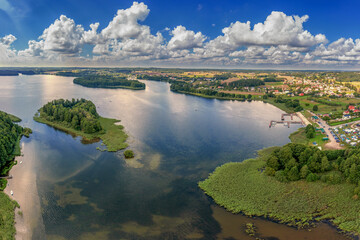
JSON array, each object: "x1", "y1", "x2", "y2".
[
  {"x1": 0, "y1": 110, "x2": 31, "y2": 240},
  {"x1": 199, "y1": 143, "x2": 360, "y2": 236},
  {"x1": 73, "y1": 75, "x2": 145, "y2": 90},
  {"x1": 34, "y1": 99, "x2": 128, "y2": 152}
]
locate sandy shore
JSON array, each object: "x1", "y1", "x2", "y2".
[{"x1": 4, "y1": 141, "x2": 45, "y2": 240}]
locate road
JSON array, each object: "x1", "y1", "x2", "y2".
[{"x1": 307, "y1": 111, "x2": 343, "y2": 150}]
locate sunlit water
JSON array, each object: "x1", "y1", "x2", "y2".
[{"x1": 0, "y1": 75, "x2": 348, "y2": 240}]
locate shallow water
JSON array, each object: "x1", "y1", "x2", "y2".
[{"x1": 0, "y1": 75, "x2": 349, "y2": 240}]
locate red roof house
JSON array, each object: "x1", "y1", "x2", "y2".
[{"x1": 349, "y1": 105, "x2": 356, "y2": 111}]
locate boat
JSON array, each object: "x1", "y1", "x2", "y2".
[{"x1": 10, "y1": 190, "x2": 13, "y2": 196}]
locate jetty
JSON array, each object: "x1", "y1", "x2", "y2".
[
  {"x1": 0, "y1": 175, "x2": 13, "y2": 179},
  {"x1": 269, "y1": 113, "x2": 304, "y2": 128}
]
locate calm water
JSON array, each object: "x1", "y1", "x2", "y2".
[{"x1": 0, "y1": 75, "x2": 348, "y2": 240}]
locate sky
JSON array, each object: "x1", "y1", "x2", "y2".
[{"x1": 1, "y1": 0, "x2": 360, "y2": 69}]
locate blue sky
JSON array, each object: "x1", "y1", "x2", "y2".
[{"x1": 1, "y1": 0, "x2": 360, "y2": 68}]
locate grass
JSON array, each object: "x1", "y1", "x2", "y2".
[
  {"x1": 0, "y1": 192, "x2": 19, "y2": 240},
  {"x1": 328, "y1": 117, "x2": 360, "y2": 126},
  {"x1": 198, "y1": 148, "x2": 360, "y2": 234},
  {"x1": 34, "y1": 116, "x2": 128, "y2": 152}
]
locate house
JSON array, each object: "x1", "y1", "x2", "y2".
[
  {"x1": 354, "y1": 109, "x2": 360, "y2": 113},
  {"x1": 343, "y1": 111, "x2": 350, "y2": 115},
  {"x1": 349, "y1": 105, "x2": 356, "y2": 111},
  {"x1": 299, "y1": 93, "x2": 304, "y2": 96}
]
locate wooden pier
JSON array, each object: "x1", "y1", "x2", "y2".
[
  {"x1": 269, "y1": 120, "x2": 303, "y2": 128},
  {"x1": 269, "y1": 113, "x2": 304, "y2": 128},
  {"x1": 0, "y1": 175, "x2": 12, "y2": 179},
  {"x1": 281, "y1": 113, "x2": 295, "y2": 121}
]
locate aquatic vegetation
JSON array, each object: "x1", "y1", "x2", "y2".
[
  {"x1": 199, "y1": 147, "x2": 360, "y2": 234},
  {"x1": 124, "y1": 150, "x2": 134, "y2": 158},
  {"x1": 0, "y1": 192, "x2": 19, "y2": 240}
]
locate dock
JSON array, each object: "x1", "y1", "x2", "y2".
[
  {"x1": 0, "y1": 175, "x2": 13, "y2": 179},
  {"x1": 269, "y1": 113, "x2": 304, "y2": 128}
]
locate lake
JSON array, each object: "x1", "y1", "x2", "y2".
[{"x1": 0, "y1": 75, "x2": 348, "y2": 240}]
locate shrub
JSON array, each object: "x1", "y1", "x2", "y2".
[
  {"x1": 306, "y1": 173, "x2": 319, "y2": 182},
  {"x1": 124, "y1": 150, "x2": 134, "y2": 158},
  {"x1": 275, "y1": 170, "x2": 288, "y2": 182}
]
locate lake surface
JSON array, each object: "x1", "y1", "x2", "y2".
[{"x1": 0, "y1": 75, "x2": 348, "y2": 240}]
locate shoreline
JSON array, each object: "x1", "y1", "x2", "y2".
[
  {"x1": 34, "y1": 116, "x2": 128, "y2": 152},
  {"x1": 3, "y1": 141, "x2": 45, "y2": 240},
  {"x1": 199, "y1": 144, "x2": 360, "y2": 238}
]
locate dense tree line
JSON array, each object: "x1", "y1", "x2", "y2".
[
  {"x1": 56, "y1": 70, "x2": 98, "y2": 77},
  {"x1": 263, "y1": 77, "x2": 283, "y2": 82},
  {"x1": 227, "y1": 79, "x2": 265, "y2": 88},
  {"x1": 0, "y1": 111, "x2": 24, "y2": 176},
  {"x1": 170, "y1": 82, "x2": 248, "y2": 100},
  {"x1": 214, "y1": 73, "x2": 236, "y2": 80},
  {"x1": 273, "y1": 96, "x2": 303, "y2": 111},
  {"x1": 37, "y1": 99, "x2": 103, "y2": 134},
  {"x1": 74, "y1": 75, "x2": 145, "y2": 89},
  {"x1": 137, "y1": 74, "x2": 171, "y2": 82},
  {"x1": 265, "y1": 143, "x2": 360, "y2": 195}
]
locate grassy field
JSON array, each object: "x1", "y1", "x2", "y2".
[
  {"x1": 34, "y1": 116, "x2": 128, "y2": 152},
  {"x1": 0, "y1": 192, "x2": 19, "y2": 240},
  {"x1": 328, "y1": 117, "x2": 360, "y2": 126},
  {"x1": 289, "y1": 128, "x2": 328, "y2": 149},
  {"x1": 199, "y1": 148, "x2": 360, "y2": 235}
]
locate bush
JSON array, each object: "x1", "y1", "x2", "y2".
[
  {"x1": 0, "y1": 179, "x2": 7, "y2": 191},
  {"x1": 124, "y1": 150, "x2": 134, "y2": 158},
  {"x1": 306, "y1": 173, "x2": 319, "y2": 182},
  {"x1": 313, "y1": 105, "x2": 319, "y2": 111},
  {"x1": 275, "y1": 170, "x2": 288, "y2": 182}
]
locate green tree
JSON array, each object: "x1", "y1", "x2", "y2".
[
  {"x1": 313, "y1": 105, "x2": 319, "y2": 111},
  {"x1": 300, "y1": 165, "x2": 310, "y2": 179}
]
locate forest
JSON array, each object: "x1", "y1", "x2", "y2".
[
  {"x1": 137, "y1": 74, "x2": 171, "y2": 82},
  {"x1": 264, "y1": 143, "x2": 360, "y2": 195},
  {"x1": 74, "y1": 75, "x2": 145, "y2": 90},
  {"x1": 0, "y1": 111, "x2": 28, "y2": 189},
  {"x1": 170, "y1": 82, "x2": 249, "y2": 100},
  {"x1": 226, "y1": 79, "x2": 265, "y2": 88},
  {"x1": 36, "y1": 99, "x2": 103, "y2": 134}
]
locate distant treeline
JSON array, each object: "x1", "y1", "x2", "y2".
[
  {"x1": 137, "y1": 74, "x2": 171, "y2": 82},
  {"x1": 214, "y1": 73, "x2": 236, "y2": 80},
  {"x1": 263, "y1": 77, "x2": 283, "y2": 82},
  {"x1": 74, "y1": 75, "x2": 145, "y2": 90},
  {"x1": 336, "y1": 72, "x2": 360, "y2": 82},
  {"x1": 227, "y1": 79, "x2": 265, "y2": 88},
  {"x1": 0, "y1": 70, "x2": 36, "y2": 76},
  {"x1": 37, "y1": 99, "x2": 102, "y2": 134},
  {"x1": 265, "y1": 143, "x2": 360, "y2": 196},
  {"x1": 170, "y1": 82, "x2": 250, "y2": 100},
  {"x1": 56, "y1": 70, "x2": 98, "y2": 77},
  {"x1": 273, "y1": 96, "x2": 303, "y2": 112}
]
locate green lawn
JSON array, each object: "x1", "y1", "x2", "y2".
[
  {"x1": 199, "y1": 148, "x2": 360, "y2": 234},
  {"x1": 34, "y1": 116, "x2": 128, "y2": 152}
]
